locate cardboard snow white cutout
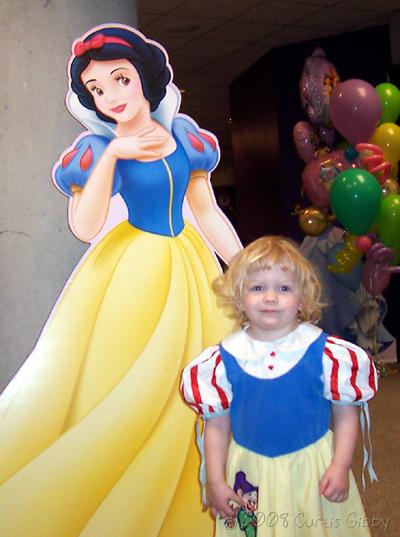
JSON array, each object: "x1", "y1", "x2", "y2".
[{"x1": 0, "y1": 24, "x2": 242, "y2": 537}]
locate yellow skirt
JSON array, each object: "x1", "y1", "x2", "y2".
[
  {"x1": 217, "y1": 432, "x2": 370, "y2": 537},
  {"x1": 0, "y1": 221, "x2": 231, "y2": 537}
]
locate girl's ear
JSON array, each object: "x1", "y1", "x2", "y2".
[{"x1": 235, "y1": 298, "x2": 244, "y2": 313}]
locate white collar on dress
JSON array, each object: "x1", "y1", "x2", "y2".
[{"x1": 221, "y1": 323, "x2": 322, "y2": 361}]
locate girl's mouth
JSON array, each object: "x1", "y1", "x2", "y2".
[{"x1": 111, "y1": 103, "x2": 127, "y2": 113}]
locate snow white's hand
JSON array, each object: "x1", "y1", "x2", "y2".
[
  {"x1": 109, "y1": 125, "x2": 167, "y2": 160},
  {"x1": 207, "y1": 480, "x2": 244, "y2": 519},
  {"x1": 319, "y1": 462, "x2": 350, "y2": 502}
]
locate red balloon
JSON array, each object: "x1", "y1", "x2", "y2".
[
  {"x1": 329, "y1": 79, "x2": 381, "y2": 145},
  {"x1": 355, "y1": 235, "x2": 372, "y2": 253}
]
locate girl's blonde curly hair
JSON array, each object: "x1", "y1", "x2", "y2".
[{"x1": 212, "y1": 236, "x2": 323, "y2": 327}]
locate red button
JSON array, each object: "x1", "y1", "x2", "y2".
[
  {"x1": 270, "y1": 351, "x2": 276, "y2": 357},
  {"x1": 268, "y1": 365, "x2": 274, "y2": 370}
]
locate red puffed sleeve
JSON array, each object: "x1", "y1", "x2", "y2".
[
  {"x1": 323, "y1": 336, "x2": 378, "y2": 404},
  {"x1": 181, "y1": 345, "x2": 232, "y2": 419}
]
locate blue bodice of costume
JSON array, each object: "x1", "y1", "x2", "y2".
[
  {"x1": 118, "y1": 140, "x2": 189, "y2": 236},
  {"x1": 54, "y1": 117, "x2": 219, "y2": 237},
  {"x1": 220, "y1": 332, "x2": 331, "y2": 457}
]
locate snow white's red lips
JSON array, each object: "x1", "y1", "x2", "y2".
[{"x1": 111, "y1": 103, "x2": 127, "y2": 113}]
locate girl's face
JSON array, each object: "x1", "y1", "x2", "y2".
[
  {"x1": 81, "y1": 58, "x2": 149, "y2": 124},
  {"x1": 240, "y1": 264, "x2": 301, "y2": 341}
]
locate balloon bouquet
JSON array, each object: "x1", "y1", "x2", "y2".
[{"x1": 294, "y1": 48, "x2": 400, "y2": 362}]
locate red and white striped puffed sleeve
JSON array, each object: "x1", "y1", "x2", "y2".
[
  {"x1": 323, "y1": 336, "x2": 378, "y2": 404},
  {"x1": 181, "y1": 345, "x2": 232, "y2": 419}
]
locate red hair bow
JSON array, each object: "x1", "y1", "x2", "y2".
[
  {"x1": 73, "y1": 34, "x2": 133, "y2": 57},
  {"x1": 74, "y1": 34, "x2": 105, "y2": 57}
]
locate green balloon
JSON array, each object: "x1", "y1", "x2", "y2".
[
  {"x1": 330, "y1": 168, "x2": 382, "y2": 235},
  {"x1": 376, "y1": 82, "x2": 400, "y2": 124},
  {"x1": 376, "y1": 194, "x2": 400, "y2": 265}
]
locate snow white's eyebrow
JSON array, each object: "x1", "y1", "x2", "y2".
[
  {"x1": 83, "y1": 67, "x2": 129, "y2": 86},
  {"x1": 110, "y1": 67, "x2": 129, "y2": 74}
]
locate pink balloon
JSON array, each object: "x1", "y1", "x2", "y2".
[
  {"x1": 293, "y1": 121, "x2": 321, "y2": 164},
  {"x1": 329, "y1": 79, "x2": 381, "y2": 145},
  {"x1": 300, "y1": 47, "x2": 340, "y2": 127},
  {"x1": 302, "y1": 149, "x2": 360, "y2": 208}
]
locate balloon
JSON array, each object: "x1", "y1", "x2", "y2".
[
  {"x1": 355, "y1": 143, "x2": 390, "y2": 185},
  {"x1": 355, "y1": 235, "x2": 372, "y2": 253},
  {"x1": 329, "y1": 79, "x2": 381, "y2": 145},
  {"x1": 362, "y1": 243, "x2": 394, "y2": 295},
  {"x1": 376, "y1": 82, "x2": 400, "y2": 124},
  {"x1": 384, "y1": 177, "x2": 400, "y2": 194},
  {"x1": 318, "y1": 125, "x2": 335, "y2": 147},
  {"x1": 302, "y1": 149, "x2": 360, "y2": 208},
  {"x1": 327, "y1": 242, "x2": 362, "y2": 291},
  {"x1": 376, "y1": 194, "x2": 400, "y2": 265},
  {"x1": 298, "y1": 207, "x2": 329, "y2": 236},
  {"x1": 293, "y1": 121, "x2": 322, "y2": 164},
  {"x1": 300, "y1": 47, "x2": 340, "y2": 127},
  {"x1": 330, "y1": 168, "x2": 382, "y2": 234},
  {"x1": 370, "y1": 123, "x2": 400, "y2": 176}
]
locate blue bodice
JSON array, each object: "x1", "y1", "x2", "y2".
[
  {"x1": 220, "y1": 332, "x2": 331, "y2": 457},
  {"x1": 117, "y1": 140, "x2": 190, "y2": 236}
]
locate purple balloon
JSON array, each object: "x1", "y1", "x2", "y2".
[
  {"x1": 293, "y1": 121, "x2": 321, "y2": 164},
  {"x1": 300, "y1": 47, "x2": 340, "y2": 127},
  {"x1": 329, "y1": 79, "x2": 381, "y2": 145},
  {"x1": 361, "y1": 243, "x2": 393, "y2": 295}
]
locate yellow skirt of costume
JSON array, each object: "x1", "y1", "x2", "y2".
[
  {"x1": 217, "y1": 432, "x2": 370, "y2": 537},
  {"x1": 0, "y1": 221, "x2": 230, "y2": 537}
]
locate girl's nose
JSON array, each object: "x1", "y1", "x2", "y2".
[{"x1": 263, "y1": 290, "x2": 277, "y2": 302}]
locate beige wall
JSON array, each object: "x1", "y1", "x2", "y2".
[{"x1": 0, "y1": 0, "x2": 137, "y2": 391}]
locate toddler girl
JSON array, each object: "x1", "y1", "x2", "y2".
[{"x1": 181, "y1": 236, "x2": 377, "y2": 536}]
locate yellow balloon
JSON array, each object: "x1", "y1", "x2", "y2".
[
  {"x1": 370, "y1": 123, "x2": 400, "y2": 174},
  {"x1": 384, "y1": 177, "x2": 400, "y2": 194}
]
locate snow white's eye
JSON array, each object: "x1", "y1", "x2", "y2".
[
  {"x1": 116, "y1": 74, "x2": 130, "y2": 86},
  {"x1": 90, "y1": 86, "x2": 104, "y2": 96}
]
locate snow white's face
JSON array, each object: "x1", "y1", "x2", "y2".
[{"x1": 81, "y1": 58, "x2": 149, "y2": 123}]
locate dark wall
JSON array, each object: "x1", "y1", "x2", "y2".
[{"x1": 229, "y1": 25, "x2": 392, "y2": 245}]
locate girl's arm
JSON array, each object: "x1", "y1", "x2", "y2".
[
  {"x1": 205, "y1": 414, "x2": 244, "y2": 518},
  {"x1": 186, "y1": 170, "x2": 242, "y2": 264},
  {"x1": 319, "y1": 404, "x2": 359, "y2": 502}
]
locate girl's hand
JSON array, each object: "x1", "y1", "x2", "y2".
[
  {"x1": 319, "y1": 462, "x2": 350, "y2": 502},
  {"x1": 207, "y1": 480, "x2": 244, "y2": 519},
  {"x1": 108, "y1": 125, "x2": 167, "y2": 160}
]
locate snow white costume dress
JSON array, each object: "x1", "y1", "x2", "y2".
[
  {"x1": 182, "y1": 323, "x2": 378, "y2": 537},
  {"x1": 0, "y1": 87, "x2": 232, "y2": 537}
]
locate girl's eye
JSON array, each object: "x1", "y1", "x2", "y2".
[
  {"x1": 279, "y1": 285, "x2": 291, "y2": 292},
  {"x1": 116, "y1": 74, "x2": 130, "y2": 86},
  {"x1": 250, "y1": 285, "x2": 263, "y2": 292}
]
